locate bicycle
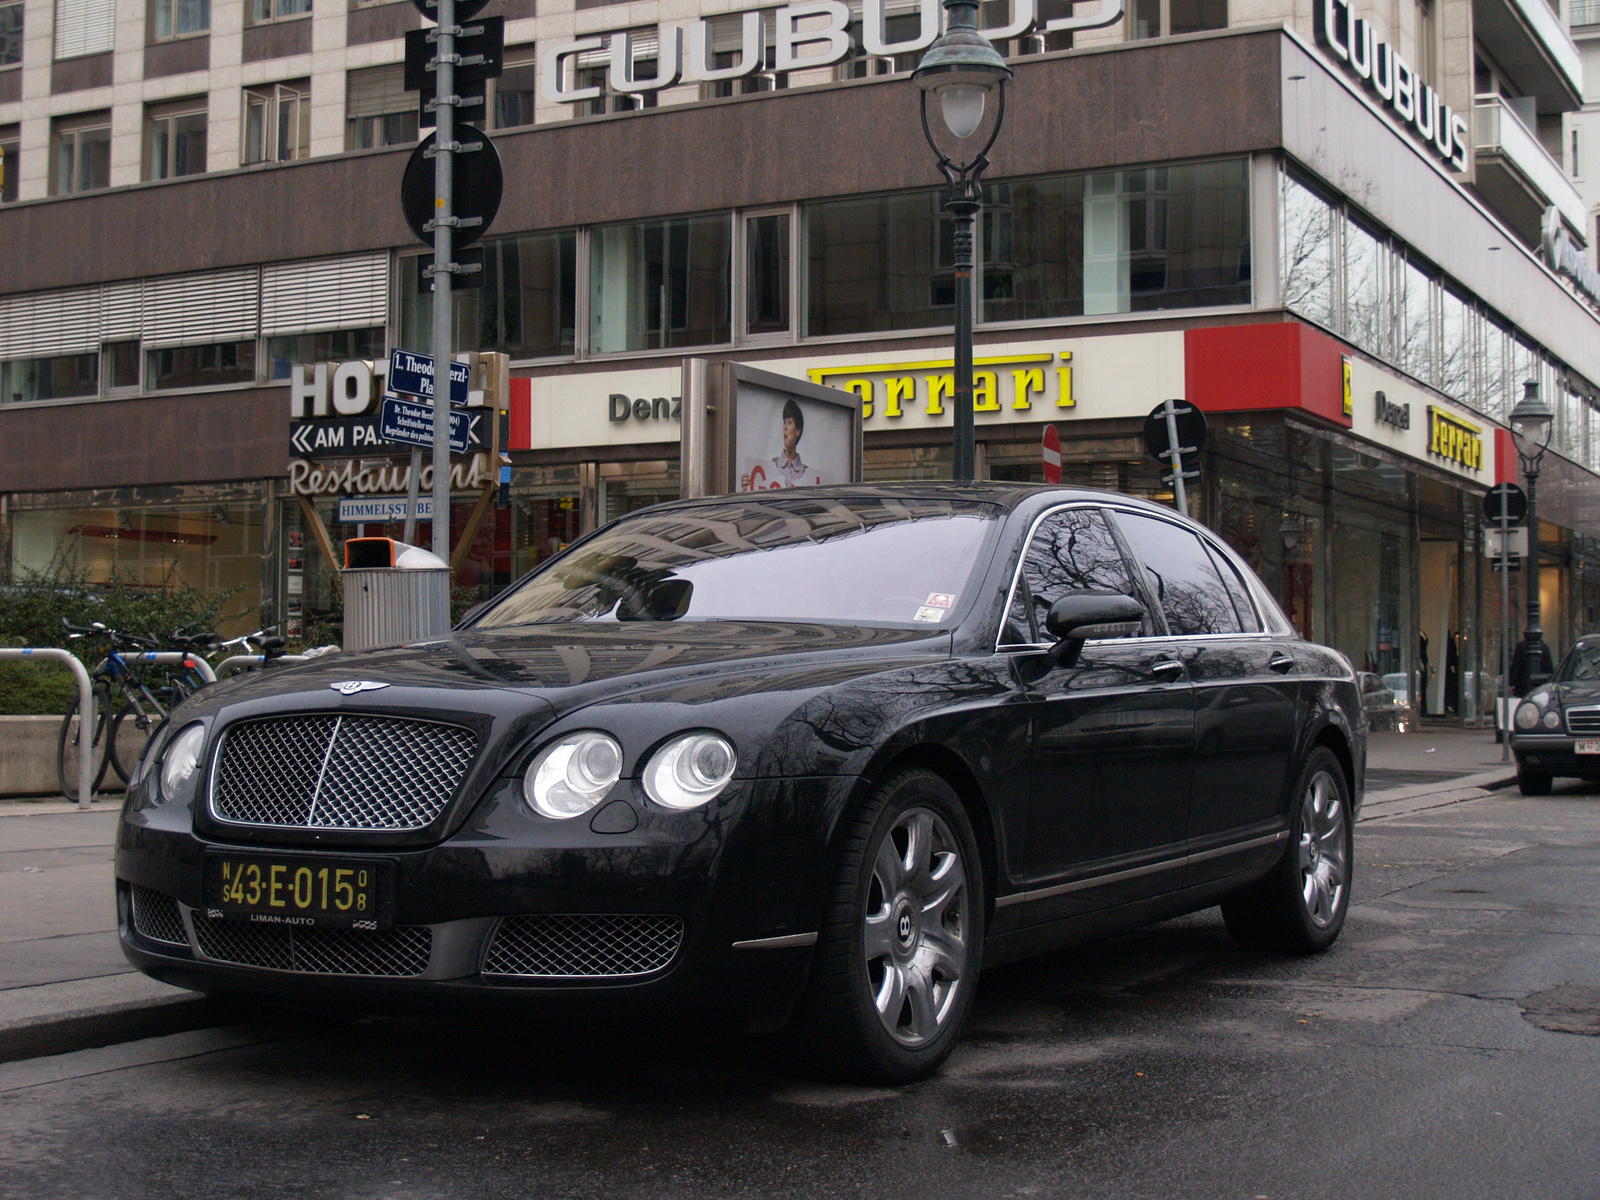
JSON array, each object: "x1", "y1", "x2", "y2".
[{"x1": 57, "y1": 621, "x2": 215, "y2": 797}]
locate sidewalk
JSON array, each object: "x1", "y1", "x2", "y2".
[{"x1": 0, "y1": 725, "x2": 1519, "y2": 1063}]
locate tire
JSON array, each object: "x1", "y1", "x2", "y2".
[
  {"x1": 1517, "y1": 770, "x2": 1553, "y2": 796},
  {"x1": 57, "y1": 686, "x2": 113, "y2": 800},
  {"x1": 1221, "y1": 746, "x2": 1352, "y2": 954},
  {"x1": 788, "y1": 767, "x2": 985, "y2": 1084},
  {"x1": 110, "y1": 703, "x2": 162, "y2": 786}
]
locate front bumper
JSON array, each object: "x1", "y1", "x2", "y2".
[
  {"x1": 1509, "y1": 733, "x2": 1600, "y2": 777},
  {"x1": 116, "y1": 772, "x2": 858, "y2": 1026}
]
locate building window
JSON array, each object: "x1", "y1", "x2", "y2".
[
  {"x1": 491, "y1": 46, "x2": 536, "y2": 129},
  {"x1": 802, "y1": 190, "x2": 949, "y2": 336},
  {"x1": 1130, "y1": 0, "x2": 1226, "y2": 38},
  {"x1": 696, "y1": 12, "x2": 784, "y2": 99},
  {"x1": 745, "y1": 211, "x2": 791, "y2": 336},
  {"x1": 590, "y1": 216, "x2": 732, "y2": 353},
  {"x1": 147, "y1": 341, "x2": 257, "y2": 390},
  {"x1": 247, "y1": 0, "x2": 309, "y2": 23},
  {"x1": 144, "y1": 98, "x2": 208, "y2": 181},
  {"x1": 51, "y1": 113, "x2": 111, "y2": 195},
  {"x1": 104, "y1": 341, "x2": 141, "y2": 390},
  {"x1": 575, "y1": 32, "x2": 664, "y2": 116},
  {"x1": 0, "y1": 126, "x2": 17, "y2": 204},
  {"x1": 265, "y1": 327, "x2": 383, "y2": 380},
  {"x1": 346, "y1": 64, "x2": 418, "y2": 150},
  {"x1": 55, "y1": 0, "x2": 114, "y2": 59},
  {"x1": 400, "y1": 231, "x2": 578, "y2": 360},
  {"x1": 979, "y1": 0, "x2": 1077, "y2": 57},
  {"x1": 1280, "y1": 171, "x2": 1335, "y2": 328},
  {"x1": 243, "y1": 81, "x2": 310, "y2": 164},
  {"x1": 1, "y1": 1, "x2": 22, "y2": 65},
  {"x1": 1, "y1": 354, "x2": 99, "y2": 404},
  {"x1": 150, "y1": 0, "x2": 209, "y2": 40}
]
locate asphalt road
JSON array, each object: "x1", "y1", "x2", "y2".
[{"x1": 2, "y1": 787, "x2": 1598, "y2": 1200}]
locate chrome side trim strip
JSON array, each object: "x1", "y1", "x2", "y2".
[
  {"x1": 992, "y1": 830, "x2": 1290, "y2": 909},
  {"x1": 731, "y1": 931, "x2": 819, "y2": 950}
]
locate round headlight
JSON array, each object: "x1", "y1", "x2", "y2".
[
  {"x1": 1542, "y1": 709, "x2": 1562, "y2": 730},
  {"x1": 159, "y1": 723, "x2": 207, "y2": 797},
  {"x1": 642, "y1": 732, "x2": 737, "y2": 811},
  {"x1": 1515, "y1": 702, "x2": 1541, "y2": 730},
  {"x1": 524, "y1": 731, "x2": 622, "y2": 819}
]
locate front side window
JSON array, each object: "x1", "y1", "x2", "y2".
[
  {"x1": 1005, "y1": 507, "x2": 1141, "y2": 645},
  {"x1": 471, "y1": 497, "x2": 1001, "y2": 629},
  {"x1": 52, "y1": 114, "x2": 111, "y2": 195},
  {"x1": 243, "y1": 81, "x2": 310, "y2": 164},
  {"x1": 148, "y1": 341, "x2": 257, "y2": 390},
  {"x1": 2, "y1": 354, "x2": 99, "y2": 403},
  {"x1": 590, "y1": 215, "x2": 731, "y2": 353},
  {"x1": 1, "y1": 2, "x2": 22, "y2": 65},
  {"x1": 265, "y1": 328, "x2": 383, "y2": 381},
  {"x1": 144, "y1": 99, "x2": 207, "y2": 181},
  {"x1": 1114, "y1": 511, "x2": 1242, "y2": 635},
  {"x1": 150, "y1": 0, "x2": 208, "y2": 39},
  {"x1": 346, "y1": 64, "x2": 417, "y2": 150}
]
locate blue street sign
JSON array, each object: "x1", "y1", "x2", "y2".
[
  {"x1": 387, "y1": 348, "x2": 470, "y2": 405},
  {"x1": 379, "y1": 397, "x2": 477, "y2": 454}
]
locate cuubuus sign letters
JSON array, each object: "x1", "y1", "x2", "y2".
[{"x1": 1314, "y1": 0, "x2": 1467, "y2": 173}]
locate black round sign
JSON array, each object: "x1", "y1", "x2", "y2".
[
  {"x1": 400, "y1": 126, "x2": 503, "y2": 251},
  {"x1": 1483, "y1": 482, "x2": 1528, "y2": 524},
  {"x1": 1143, "y1": 399, "x2": 1208, "y2": 465},
  {"x1": 411, "y1": 0, "x2": 489, "y2": 22}
]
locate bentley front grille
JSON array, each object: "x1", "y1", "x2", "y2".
[
  {"x1": 482, "y1": 914, "x2": 684, "y2": 979},
  {"x1": 191, "y1": 913, "x2": 433, "y2": 976},
  {"x1": 130, "y1": 886, "x2": 188, "y2": 947},
  {"x1": 210, "y1": 714, "x2": 477, "y2": 831}
]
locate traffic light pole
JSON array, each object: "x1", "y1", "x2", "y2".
[{"x1": 430, "y1": 0, "x2": 455, "y2": 558}]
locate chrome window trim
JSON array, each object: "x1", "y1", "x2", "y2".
[
  {"x1": 993, "y1": 829, "x2": 1289, "y2": 908},
  {"x1": 995, "y1": 500, "x2": 1128, "y2": 654}
]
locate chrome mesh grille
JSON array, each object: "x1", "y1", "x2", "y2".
[
  {"x1": 212, "y1": 715, "x2": 477, "y2": 831},
  {"x1": 482, "y1": 914, "x2": 683, "y2": 978},
  {"x1": 191, "y1": 913, "x2": 432, "y2": 976},
  {"x1": 1565, "y1": 707, "x2": 1600, "y2": 734},
  {"x1": 130, "y1": 886, "x2": 187, "y2": 947}
]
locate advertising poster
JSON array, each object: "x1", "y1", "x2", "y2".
[{"x1": 736, "y1": 383, "x2": 856, "y2": 492}]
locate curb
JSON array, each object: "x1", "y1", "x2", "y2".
[
  {"x1": 0, "y1": 976, "x2": 241, "y2": 1066},
  {"x1": 1358, "y1": 769, "x2": 1519, "y2": 824}
]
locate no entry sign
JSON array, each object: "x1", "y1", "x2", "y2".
[{"x1": 1042, "y1": 424, "x2": 1062, "y2": 485}]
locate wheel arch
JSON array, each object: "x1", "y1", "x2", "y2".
[{"x1": 1311, "y1": 721, "x2": 1356, "y2": 804}]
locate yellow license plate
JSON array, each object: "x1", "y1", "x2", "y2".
[{"x1": 204, "y1": 853, "x2": 393, "y2": 930}]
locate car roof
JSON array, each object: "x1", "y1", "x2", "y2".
[{"x1": 643, "y1": 482, "x2": 1185, "y2": 519}]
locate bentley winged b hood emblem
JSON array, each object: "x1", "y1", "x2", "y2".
[{"x1": 330, "y1": 680, "x2": 391, "y2": 695}]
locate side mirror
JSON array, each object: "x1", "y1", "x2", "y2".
[{"x1": 1044, "y1": 592, "x2": 1146, "y2": 666}]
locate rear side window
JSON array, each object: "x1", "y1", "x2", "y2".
[
  {"x1": 1204, "y1": 542, "x2": 1261, "y2": 632},
  {"x1": 1005, "y1": 507, "x2": 1143, "y2": 643},
  {"x1": 1112, "y1": 511, "x2": 1242, "y2": 636}
]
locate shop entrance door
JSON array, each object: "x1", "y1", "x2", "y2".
[{"x1": 1418, "y1": 540, "x2": 1459, "y2": 717}]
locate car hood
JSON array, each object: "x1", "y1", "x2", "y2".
[
  {"x1": 1551, "y1": 680, "x2": 1600, "y2": 707},
  {"x1": 197, "y1": 621, "x2": 952, "y2": 712}
]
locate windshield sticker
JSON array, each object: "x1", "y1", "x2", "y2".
[
  {"x1": 924, "y1": 593, "x2": 955, "y2": 609},
  {"x1": 914, "y1": 606, "x2": 946, "y2": 622}
]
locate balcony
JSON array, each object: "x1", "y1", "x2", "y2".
[
  {"x1": 1472, "y1": 0, "x2": 1583, "y2": 112},
  {"x1": 1573, "y1": 0, "x2": 1600, "y2": 29},
  {"x1": 1473, "y1": 94, "x2": 1587, "y2": 247}
]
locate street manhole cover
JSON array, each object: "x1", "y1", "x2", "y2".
[{"x1": 1519, "y1": 985, "x2": 1600, "y2": 1036}]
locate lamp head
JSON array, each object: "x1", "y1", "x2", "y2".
[
  {"x1": 913, "y1": 0, "x2": 1012, "y2": 140},
  {"x1": 1510, "y1": 379, "x2": 1554, "y2": 458}
]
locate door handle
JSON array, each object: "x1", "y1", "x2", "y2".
[
  {"x1": 1268, "y1": 653, "x2": 1296, "y2": 674},
  {"x1": 1149, "y1": 658, "x2": 1186, "y2": 679}
]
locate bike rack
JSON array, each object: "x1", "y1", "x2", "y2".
[
  {"x1": 121, "y1": 651, "x2": 219, "y2": 686},
  {"x1": 0, "y1": 648, "x2": 96, "y2": 810},
  {"x1": 213, "y1": 654, "x2": 311, "y2": 676}
]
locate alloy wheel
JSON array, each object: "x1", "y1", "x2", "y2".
[
  {"x1": 862, "y1": 807, "x2": 970, "y2": 1047},
  {"x1": 1296, "y1": 769, "x2": 1347, "y2": 929}
]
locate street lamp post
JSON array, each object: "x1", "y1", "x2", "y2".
[
  {"x1": 1509, "y1": 379, "x2": 1554, "y2": 691},
  {"x1": 912, "y1": 0, "x2": 1012, "y2": 484}
]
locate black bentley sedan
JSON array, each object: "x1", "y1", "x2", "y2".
[
  {"x1": 1510, "y1": 634, "x2": 1600, "y2": 794},
  {"x1": 117, "y1": 484, "x2": 1365, "y2": 1082}
]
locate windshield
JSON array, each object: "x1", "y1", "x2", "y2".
[
  {"x1": 471, "y1": 496, "x2": 1001, "y2": 628},
  {"x1": 1556, "y1": 643, "x2": 1600, "y2": 682}
]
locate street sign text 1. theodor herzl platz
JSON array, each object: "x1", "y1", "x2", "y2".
[{"x1": 399, "y1": 0, "x2": 503, "y2": 552}]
